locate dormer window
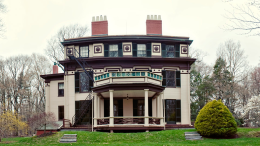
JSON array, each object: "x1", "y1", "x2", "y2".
[{"x1": 80, "y1": 46, "x2": 89, "y2": 57}]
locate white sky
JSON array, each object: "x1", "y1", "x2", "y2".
[{"x1": 0, "y1": 0, "x2": 259, "y2": 67}]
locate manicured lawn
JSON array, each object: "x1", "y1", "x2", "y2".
[{"x1": 1, "y1": 128, "x2": 260, "y2": 145}]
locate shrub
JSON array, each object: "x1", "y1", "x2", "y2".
[{"x1": 195, "y1": 100, "x2": 237, "y2": 137}]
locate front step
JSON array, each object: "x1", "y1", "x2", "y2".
[
  {"x1": 60, "y1": 134, "x2": 77, "y2": 143},
  {"x1": 185, "y1": 132, "x2": 203, "y2": 140}
]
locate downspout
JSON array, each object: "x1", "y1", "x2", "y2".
[
  {"x1": 163, "y1": 93, "x2": 165, "y2": 130},
  {"x1": 92, "y1": 91, "x2": 93, "y2": 132}
]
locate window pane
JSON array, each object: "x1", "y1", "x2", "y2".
[
  {"x1": 166, "y1": 71, "x2": 175, "y2": 79},
  {"x1": 59, "y1": 83, "x2": 64, "y2": 89},
  {"x1": 137, "y1": 44, "x2": 146, "y2": 57},
  {"x1": 109, "y1": 44, "x2": 118, "y2": 57},
  {"x1": 80, "y1": 72, "x2": 89, "y2": 92},
  {"x1": 166, "y1": 45, "x2": 175, "y2": 58},
  {"x1": 80, "y1": 46, "x2": 89, "y2": 57}
]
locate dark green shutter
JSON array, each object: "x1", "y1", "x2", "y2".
[
  {"x1": 132, "y1": 43, "x2": 137, "y2": 57},
  {"x1": 118, "y1": 99, "x2": 123, "y2": 116},
  {"x1": 176, "y1": 71, "x2": 181, "y2": 87},
  {"x1": 88, "y1": 71, "x2": 93, "y2": 91},
  {"x1": 104, "y1": 43, "x2": 109, "y2": 57},
  {"x1": 118, "y1": 43, "x2": 123, "y2": 57},
  {"x1": 133, "y1": 99, "x2": 138, "y2": 116},
  {"x1": 146, "y1": 43, "x2": 151, "y2": 57},
  {"x1": 161, "y1": 43, "x2": 166, "y2": 58},
  {"x1": 162, "y1": 70, "x2": 166, "y2": 87},
  {"x1": 175, "y1": 44, "x2": 180, "y2": 57},
  {"x1": 176, "y1": 100, "x2": 181, "y2": 122},
  {"x1": 104, "y1": 99, "x2": 109, "y2": 117},
  {"x1": 149, "y1": 99, "x2": 152, "y2": 117},
  {"x1": 75, "y1": 72, "x2": 79, "y2": 92}
]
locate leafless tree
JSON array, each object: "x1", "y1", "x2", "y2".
[
  {"x1": 45, "y1": 24, "x2": 88, "y2": 71},
  {"x1": 223, "y1": 0, "x2": 260, "y2": 36},
  {"x1": 27, "y1": 112, "x2": 58, "y2": 135},
  {"x1": 0, "y1": 0, "x2": 6, "y2": 38}
]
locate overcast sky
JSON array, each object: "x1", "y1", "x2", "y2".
[{"x1": 0, "y1": 0, "x2": 259, "y2": 67}]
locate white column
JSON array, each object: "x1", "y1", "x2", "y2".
[
  {"x1": 181, "y1": 71, "x2": 191, "y2": 124},
  {"x1": 94, "y1": 93, "x2": 97, "y2": 127},
  {"x1": 144, "y1": 89, "x2": 149, "y2": 126},
  {"x1": 45, "y1": 83, "x2": 50, "y2": 113},
  {"x1": 157, "y1": 94, "x2": 160, "y2": 117},
  {"x1": 160, "y1": 93, "x2": 164, "y2": 126},
  {"x1": 97, "y1": 95, "x2": 100, "y2": 118},
  {"x1": 109, "y1": 90, "x2": 114, "y2": 127}
]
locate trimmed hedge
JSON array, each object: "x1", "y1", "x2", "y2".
[{"x1": 195, "y1": 100, "x2": 237, "y2": 137}]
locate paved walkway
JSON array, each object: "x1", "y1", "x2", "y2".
[
  {"x1": 185, "y1": 132, "x2": 203, "y2": 140},
  {"x1": 59, "y1": 134, "x2": 77, "y2": 143}
]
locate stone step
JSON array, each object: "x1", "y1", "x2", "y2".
[
  {"x1": 60, "y1": 139, "x2": 77, "y2": 143},
  {"x1": 64, "y1": 134, "x2": 77, "y2": 136},
  {"x1": 185, "y1": 136, "x2": 202, "y2": 138},
  {"x1": 61, "y1": 137, "x2": 77, "y2": 139},
  {"x1": 185, "y1": 132, "x2": 199, "y2": 134},
  {"x1": 186, "y1": 138, "x2": 203, "y2": 140},
  {"x1": 185, "y1": 133, "x2": 200, "y2": 136}
]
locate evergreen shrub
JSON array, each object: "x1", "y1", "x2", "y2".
[{"x1": 195, "y1": 100, "x2": 237, "y2": 137}]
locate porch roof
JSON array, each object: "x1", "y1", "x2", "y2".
[{"x1": 92, "y1": 82, "x2": 165, "y2": 93}]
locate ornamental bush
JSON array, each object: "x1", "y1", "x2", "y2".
[{"x1": 195, "y1": 100, "x2": 237, "y2": 137}]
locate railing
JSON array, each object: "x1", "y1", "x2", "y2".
[
  {"x1": 63, "y1": 119, "x2": 71, "y2": 128},
  {"x1": 95, "y1": 117, "x2": 163, "y2": 125},
  {"x1": 94, "y1": 71, "x2": 162, "y2": 81},
  {"x1": 71, "y1": 93, "x2": 93, "y2": 127}
]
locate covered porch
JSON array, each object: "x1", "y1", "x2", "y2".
[{"x1": 92, "y1": 83, "x2": 165, "y2": 131}]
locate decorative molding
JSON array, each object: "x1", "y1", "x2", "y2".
[
  {"x1": 123, "y1": 44, "x2": 131, "y2": 52},
  {"x1": 181, "y1": 46, "x2": 188, "y2": 54},
  {"x1": 66, "y1": 47, "x2": 74, "y2": 56},
  {"x1": 94, "y1": 45, "x2": 102, "y2": 53},
  {"x1": 153, "y1": 45, "x2": 160, "y2": 53}
]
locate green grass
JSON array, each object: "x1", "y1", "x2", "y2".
[{"x1": 1, "y1": 128, "x2": 260, "y2": 145}]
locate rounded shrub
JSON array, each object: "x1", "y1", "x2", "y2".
[{"x1": 195, "y1": 100, "x2": 237, "y2": 137}]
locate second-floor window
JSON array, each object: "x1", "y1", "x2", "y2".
[
  {"x1": 137, "y1": 44, "x2": 146, "y2": 57},
  {"x1": 80, "y1": 46, "x2": 89, "y2": 57},
  {"x1": 75, "y1": 72, "x2": 93, "y2": 93},
  {"x1": 162, "y1": 70, "x2": 181, "y2": 87},
  {"x1": 133, "y1": 43, "x2": 151, "y2": 57},
  {"x1": 166, "y1": 45, "x2": 175, "y2": 58},
  {"x1": 109, "y1": 44, "x2": 118, "y2": 57},
  {"x1": 162, "y1": 44, "x2": 180, "y2": 58},
  {"x1": 58, "y1": 83, "x2": 64, "y2": 96},
  {"x1": 104, "y1": 43, "x2": 123, "y2": 57}
]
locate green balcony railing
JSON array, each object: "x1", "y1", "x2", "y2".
[{"x1": 94, "y1": 71, "x2": 162, "y2": 81}]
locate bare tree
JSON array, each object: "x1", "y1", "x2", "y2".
[
  {"x1": 217, "y1": 40, "x2": 248, "y2": 81},
  {"x1": 28, "y1": 112, "x2": 58, "y2": 135},
  {"x1": 45, "y1": 24, "x2": 88, "y2": 71},
  {"x1": 0, "y1": 0, "x2": 6, "y2": 37},
  {"x1": 223, "y1": 0, "x2": 260, "y2": 36}
]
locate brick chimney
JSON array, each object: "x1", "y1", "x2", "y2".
[
  {"x1": 53, "y1": 62, "x2": 58, "y2": 74},
  {"x1": 92, "y1": 15, "x2": 108, "y2": 36},
  {"x1": 146, "y1": 15, "x2": 162, "y2": 35}
]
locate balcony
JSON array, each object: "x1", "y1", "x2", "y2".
[{"x1": 94, "y1": 71, "x2": 163, "y2": 87}]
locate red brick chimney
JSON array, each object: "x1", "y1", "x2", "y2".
[
  {"x1": 92, "y1": 15, "x2": 108, "y2": 36},
  {"x1": 53, "y1": 62, "x2": 58, "y2": 74},
  {"x1": 146, "y1": 15, "x2": 162, "y2": 35}
]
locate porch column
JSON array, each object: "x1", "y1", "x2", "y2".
[
  {"x1": 109, "y1": 90, "x2": 114, "y2": 127},
  {"x1": 97, "y1": 95, "x2": 100, "y2": 118},
  {"x1": 160, "y1": 92, "x2": 164, "y2": 126},
  {"x1": 94, "y1": 93, "x2": 97, "y2": 127},
  {"x1": 157, "y1": 93, "x2": 160, "y2": 118},
  {"x1": 144, "y1": 89, "x2": 149, "y2": 126}
]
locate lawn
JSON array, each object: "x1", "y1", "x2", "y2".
[{"x1": 1, "y1": 128, "x2": 260, "y2": 146}]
